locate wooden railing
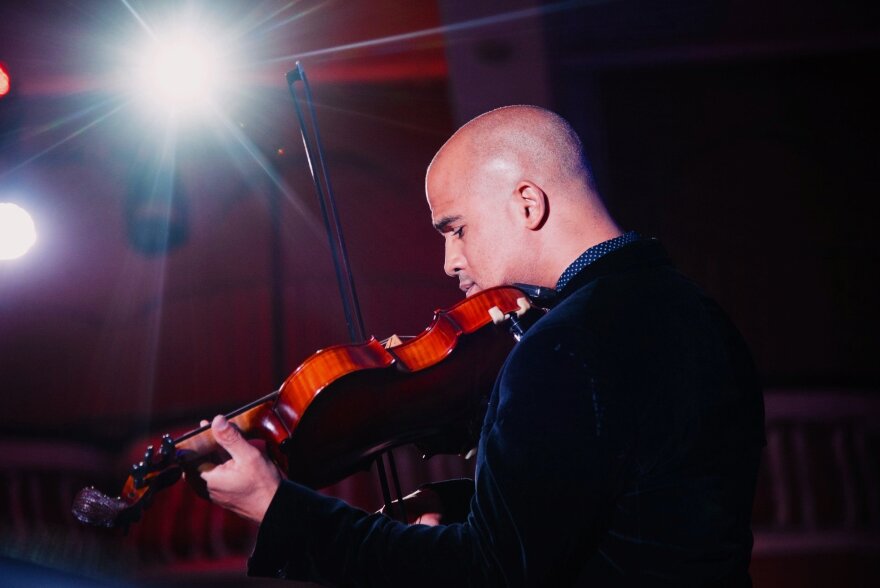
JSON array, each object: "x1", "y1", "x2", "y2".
[
  {"x1": 2, "y1": 389, "x2": 878, "y2": 582},
  {"x1": 752, "y1": 389, "x2": 880, "y2": 555}
]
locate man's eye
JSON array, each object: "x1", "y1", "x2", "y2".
[{"x1": 453, "y1": 227, "x2": 464, "y2": 238}]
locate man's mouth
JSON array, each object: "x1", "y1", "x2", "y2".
[{"x1": 459, "y1": 280, "x2": 474, "y2": 296}]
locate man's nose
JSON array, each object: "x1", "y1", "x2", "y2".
[{"x1": 444, "y1": 238, "x2": 464, "y2": 278}]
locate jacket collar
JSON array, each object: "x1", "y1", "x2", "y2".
[{"x1": 555, "y1": 238, "x2": 672, "y2": 304}]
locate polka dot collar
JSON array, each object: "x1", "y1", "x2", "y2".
[{"x1": 554, "y1": 231, "x2": 641, "y2": 291}]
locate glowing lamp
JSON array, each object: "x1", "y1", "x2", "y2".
[
  {"x1": 0, "y1": 62, "x2": 10, "y2": 98},
  {"x1": 132, "y1": 28, "x2": 223, "y2": 117},
  {"x1": 0, "y1": 202, "x2": 37, "y2": 260}
]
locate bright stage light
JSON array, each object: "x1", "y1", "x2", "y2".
[
  {"x1": 0, "y1": 62, "x2": 10, "y2": 98},
  {"x1": 132, "y1": 27, "x2": 224, "y2": 117},
  {"x1": 0, "y1": 202, "x2": 37, "y2": 260}
]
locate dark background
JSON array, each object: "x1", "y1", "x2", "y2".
[{"x1": 1, "y1": 0, "x2": 877, "y2": 586}]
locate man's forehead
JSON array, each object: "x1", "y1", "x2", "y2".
[
  {"x1": 426, "y1": 158, "x2": 461, "y2": 212},
  {"x1": 427, "y1": 183, "x2": 461, "y2": 228},
  {"x1": 426, "y1": 148, "x2": 458, "y2": 187},
  {"x1": 426, "y1": 136, "x2": 482, "y2": 226}
]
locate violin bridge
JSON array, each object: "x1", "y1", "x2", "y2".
[{"x1": 383, "y1": 334, "x2": 404, "y2": 349}]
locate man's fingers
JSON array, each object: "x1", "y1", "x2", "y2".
[
  {"x1": 210, "y1": 414, "x2": 254, "y2": 462},
  {"x1": 198, "y1": 420, "x2": 282, "y2": 523}
]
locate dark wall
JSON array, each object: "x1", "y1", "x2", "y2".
[
  {"x1": 596, "y1": 51, "x2": 878, "y2": 387},
  {"x1": 544, "y1": 0, "x2": 879, "y2": 389}
]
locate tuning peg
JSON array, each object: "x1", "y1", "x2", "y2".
[
  {"x1": 130, "y1": 461, "x2": 146, "y2": 489},
  {"x1": 159, "y1": 434, "x2": 174, "y2": 458}
]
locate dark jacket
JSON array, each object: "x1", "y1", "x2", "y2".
[{"x1": 248, "y1": 239, "x2": 765, "y2": 586}]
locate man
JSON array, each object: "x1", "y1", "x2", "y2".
[{"x1": 201, "y1": 105, "x2": 765, "y2": 586}]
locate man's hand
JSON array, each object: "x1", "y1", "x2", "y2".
[{"x1": 200, "y1": 414, "x2": 282, "y2": 524}]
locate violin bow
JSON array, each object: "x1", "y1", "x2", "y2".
[{"x1": 285, "y1": 62, "x2": 406, "y2": 521}]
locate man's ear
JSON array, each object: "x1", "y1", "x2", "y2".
[{"x1": 514, "y1": 181, "x2": 549, "y2": 230}]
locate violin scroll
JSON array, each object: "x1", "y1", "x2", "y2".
[
  {"x1": 72, "y1": 486, "x2": 130, "y2": 528},
  {"x1": 71, "y1": 433, "x2": 184, "y2": 529}
]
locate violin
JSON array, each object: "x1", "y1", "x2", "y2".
[{"x1": 72, "y1": 286, "x2": 538, "y2": 529}]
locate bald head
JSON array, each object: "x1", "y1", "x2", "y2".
[
  {"x1": 428, "y1": 105, "x2": 596, "y2": 197},
  {"x1": 426, "y1": 105, "x2": 620, "y2": 293}
]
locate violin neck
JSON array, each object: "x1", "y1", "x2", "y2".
[{"x1": 174, "y1": 389, "x2": 281, "y2": 457}]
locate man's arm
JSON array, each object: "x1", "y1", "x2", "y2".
[{"x1": 203, "y1": 324, "x2": 613, "y2": 586}]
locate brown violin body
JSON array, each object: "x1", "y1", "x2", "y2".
[{"x1": 73, "y1": 286, "x2": 538, "y2": 529}]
